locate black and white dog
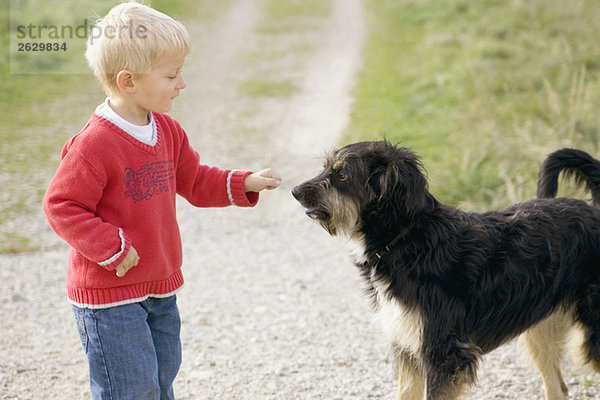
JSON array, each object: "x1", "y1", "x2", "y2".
[{"x1": 292, "y1": 142, "x2": 600, "y2": 400}]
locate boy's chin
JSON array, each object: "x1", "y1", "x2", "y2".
[
  {"x1": 162, "y1": 100, "x2": 175, "y2": 112},
  {"x1": 151, "y1": 104, "x2": 172, "y2": 114}
]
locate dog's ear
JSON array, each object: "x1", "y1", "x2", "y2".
[{"x1": 367, "y1": 143, "x2": 435, "y2": 218}]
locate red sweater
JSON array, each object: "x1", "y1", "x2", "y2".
[{"x1": 43, "y1": 112, "x2": 258, "y2": 308}]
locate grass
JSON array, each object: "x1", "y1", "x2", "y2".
[
  {"x1": 263, "y1": 0, "x2": 332, "y2": 18},
  {"x1": 237, "y1": 0, "x2": 334, "y2": 101},
  {"x1": 239, "y1": 79, "x2": 300, "y2": 98},
  {"x1": 0, "y1": 0, "x2": 230, "y2": 253},
  {"x1": 256, "y1": 0, "x2": 333, "y2": 32},
  {"x1": 347, "y1": 0, "x2": 600, "y2": 210}
]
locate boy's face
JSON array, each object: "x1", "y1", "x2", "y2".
[{"x1": 132, "y1": 56, "x2": 187, "y2": 114}]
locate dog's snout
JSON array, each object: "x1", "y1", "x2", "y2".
[
  {"x1": 292, "y1": 182, "x2": 315, "y2": 204},
  {"x1": 291, "y1": 185, "x2": 303, "y2": 201},
  {"x1": 292, "y1": 183, "x2": 319, "y2": 208}
]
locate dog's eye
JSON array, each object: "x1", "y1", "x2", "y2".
[{"x1": 336, "y1": 169, "x2": 349, "y2": 181}]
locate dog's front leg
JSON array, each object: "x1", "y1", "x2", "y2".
[
  {"x1": 395, "y1": 350, "x2": 424, "y2": 400},
  {"x1": 422, "y1": 338, "x2": 479, "y2": 400},
  {"x1": 423, "y1": 368, "x2": 467, "y2": 400}
]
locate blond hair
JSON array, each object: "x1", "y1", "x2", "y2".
[{"x1": 85, "y1": 1, "x2": 190, "y2": 94}]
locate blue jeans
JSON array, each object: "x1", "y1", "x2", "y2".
[{"x1": 72, "y1": 296, "x2": 182, "y2": 400}]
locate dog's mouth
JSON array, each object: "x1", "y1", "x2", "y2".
[
  {"x1": 292, "y1": 185, "x2": 331, "y2": 221},
  {"x1": 305, "y1": 208, "x2": 329, "y2": 221}
]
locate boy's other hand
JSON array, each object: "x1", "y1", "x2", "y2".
[
  {"x1": 115, "y1": 246, "x2": 140, "y2": 277},
  {"x1": 244, "y1": 169, "x2": 282, "y2": 192}
]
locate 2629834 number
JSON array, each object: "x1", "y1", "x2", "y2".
[{"x1": 17, "y1": 42, "x2": 67, "y2": 52}]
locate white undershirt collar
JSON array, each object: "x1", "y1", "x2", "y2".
[{"x1": 94, "y1": 98, "x2": 157, "y2": 146}]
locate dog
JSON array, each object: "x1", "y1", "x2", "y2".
[{"x1": 292, "y1": 142, "x2": 600, "y2": 400}]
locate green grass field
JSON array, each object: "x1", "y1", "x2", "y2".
[{"x1": 347, "y1": 0, "x2": 600, "y2": 210}]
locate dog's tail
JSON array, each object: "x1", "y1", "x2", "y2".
[{"x1": 537, "y1": 148, "x2": 600, "y2": 206}]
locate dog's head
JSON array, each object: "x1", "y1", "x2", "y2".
[{"x1": 292, "y1": 141, "x2": 435, "y2": 237}]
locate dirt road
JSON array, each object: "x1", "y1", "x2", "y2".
[{"x1": 1, "y1": 0, "x2": 598, "y2": 399}]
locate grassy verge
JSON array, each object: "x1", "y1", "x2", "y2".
[
  {"x1": 236, "y1": 0, "x2": 333, "y2": 100},
  {"x1": 239, "y1": 79, "x2": 300, "y2": 98},
  {"x1": 347, "y1": 0, "x2": 600, "y2": 210},
  {"x1": 0, "y1": 0, "x2": 230, "y2": 253}
]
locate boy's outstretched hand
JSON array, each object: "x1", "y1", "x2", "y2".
[{"x1": 244, "y1": 168, "x2": 282, "y2": 192}]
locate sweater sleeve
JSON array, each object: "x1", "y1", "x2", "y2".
[
  {"x1": 42, "y1": 145, "x2": 131, "y2": 270},
  {"x1": 174, "y1": 127, "x2": 259, "y2": 208}
]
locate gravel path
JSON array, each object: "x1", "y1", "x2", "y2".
[{"x1": 1, "y1": 1, "x2": 599, "y2": 399}]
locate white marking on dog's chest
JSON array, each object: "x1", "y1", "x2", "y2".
[
  {"x1": 372, "y1": 280, "x2": 424, "y2": 356},
  {"x1": 347, "y1": 234, "x2": 368, "y2": 265},
  {"x1": 350, "y1": 235, "x2": 423, "y2": 356}
]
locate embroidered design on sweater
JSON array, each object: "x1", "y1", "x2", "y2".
[{"x1": 124, "y1": 160, "x2": 175, "y2": 202}]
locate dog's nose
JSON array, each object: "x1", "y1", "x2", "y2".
[{"x1": 291, "y1": 186, "x2": 302, "y2": 201}]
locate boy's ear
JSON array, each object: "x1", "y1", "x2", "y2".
[{"x1": 116, "y1": 70, "x2": 136, "y2": 94}]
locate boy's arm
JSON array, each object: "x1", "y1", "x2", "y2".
[
  {"x1": 170, "y1": 119, "x2": 280, "y2": 206},
  {"x1": 177, "y1": 160, "x2": 258, "y2": 207},
  {"x1": 43, "y1": 149, "x2": 132, "y2": 270},
  {"x1": 177, "y1": 163, "x2": 281, "y2": 207}
]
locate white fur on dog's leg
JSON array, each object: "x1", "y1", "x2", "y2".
[
  {"x1": 395, "y1": 355, "x2": 424, "y2": 400},
  {"x1": 520, "y1": 311, "x2": 571, "y2": 400}
]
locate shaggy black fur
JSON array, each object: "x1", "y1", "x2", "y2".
[{"x1": 292, "y1": 141, "x2": 600, "y2": 399}]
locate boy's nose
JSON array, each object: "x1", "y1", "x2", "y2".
[{"x1": 178, "y1": 73, "x2": 187, "y2": 90}]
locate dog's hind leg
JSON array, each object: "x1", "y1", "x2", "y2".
[
  {"x1": 394, "y1": 350, "x2": 424, "y2": 400},
  {"x1": 575, "y1": 284, "x2": 600, "y2": 373},
  {"x1": 582, "y1": 328, "x2": 600, "y2": 373},
  {"x1": 520, "y1": 311, "x2": 570, "y2": 400}
]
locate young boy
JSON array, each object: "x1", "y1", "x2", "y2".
[{"x1": 42, "y1": 2, "x2": 281, "y2": 399}]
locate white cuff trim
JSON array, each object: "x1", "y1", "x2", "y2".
[
  {"x1": 227, "y1": 170, "x2": 238, "y2": 206},
  {"x1": 98, "y1": 228, "x2": 126, "y2": 267}
]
